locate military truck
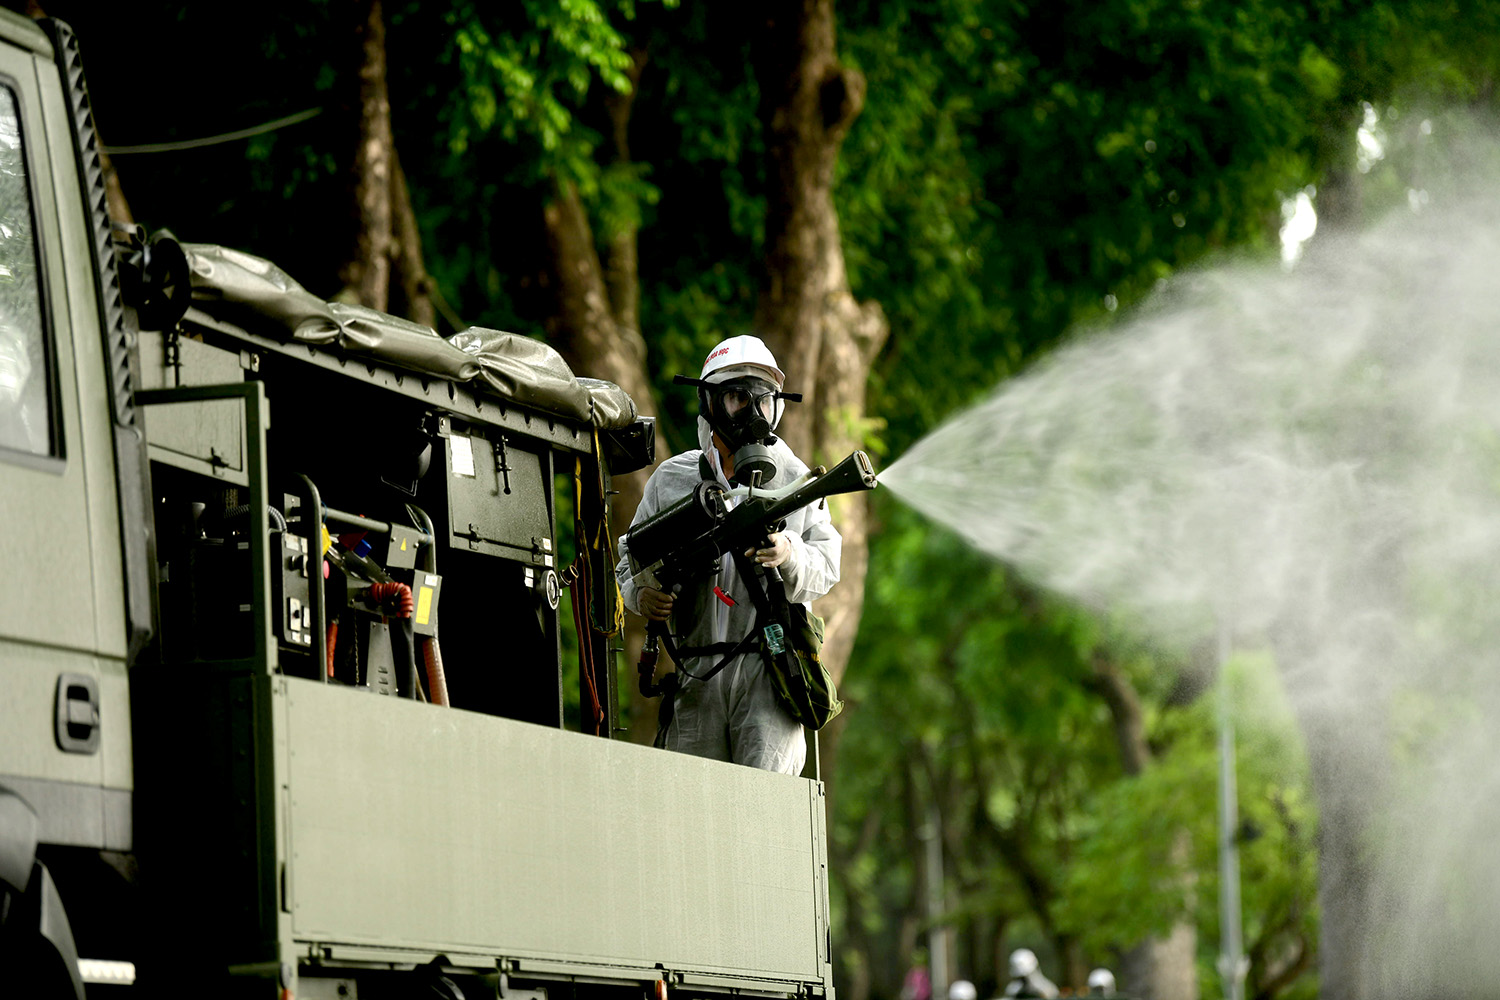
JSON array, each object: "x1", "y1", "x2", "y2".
[{"x1": 0, "y1": 12, "x2": 835, "y2": 998}]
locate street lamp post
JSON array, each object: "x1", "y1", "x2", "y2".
[
  {"x1": 1217, "y1": 621, "x2": 1249, "y2": 1000},
  {"x1": 923, "y1": 802, "x2": 950, "y2": 1000}
]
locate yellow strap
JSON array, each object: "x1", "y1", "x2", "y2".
[{"x1": 574, "y1": 449, "x2": 623, "y2": 636}]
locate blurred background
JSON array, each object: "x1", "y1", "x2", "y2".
[{"x1": 14, "y1": 1, "x2": 1500, "y2": 997}]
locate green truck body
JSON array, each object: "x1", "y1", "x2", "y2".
[{"x1": 0, "y1": 12, "x2": 834, "y2": 998}]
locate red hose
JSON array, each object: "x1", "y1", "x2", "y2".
[
  {"x1": 367, "y1": 581, "x2": 414, "y2": 618},
  {"x1": 421, "y1": 637, "x2": 451, "y2": 707},
  {"x1": 325, "y1": 621, "x2": 339, "y2": 678}
]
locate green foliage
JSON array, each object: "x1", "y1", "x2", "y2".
[
  {"x1": 837, "y1": 0, "x2": 1362, "y2": 458},
  {"x1": 444, "y1": 0, "x2": 641, "y2": 189}
]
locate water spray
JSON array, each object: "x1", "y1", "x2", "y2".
[{"x1": 878, "y1": 116, "x2": 1500, "y2": 997}]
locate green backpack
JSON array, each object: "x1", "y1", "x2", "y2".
[
  {"x1": 761, "y1": 598, "x2": 843, "y2": 730},
  {"x1": 737, "y1": 550, "x2": 842, "y2": 731}
]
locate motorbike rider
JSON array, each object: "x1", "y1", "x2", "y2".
[{"x1": 1003, "y1": 948, "x2": 1059, "y2": 999}]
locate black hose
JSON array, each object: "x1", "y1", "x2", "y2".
[{"x1": 389, "y1": 617, "x2": 418, "y2": 700}]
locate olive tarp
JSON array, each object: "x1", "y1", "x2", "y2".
[{"x1": 181, "y1": 243, "x2": 636, "y2": 430}]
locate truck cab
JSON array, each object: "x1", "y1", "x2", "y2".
[{"x1": 0, "y1": 12, "x2": 834, "y2": 999}]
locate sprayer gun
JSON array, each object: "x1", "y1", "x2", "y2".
[{"x1": 626, "y1": 450, "x2": 879, "y2": 696}]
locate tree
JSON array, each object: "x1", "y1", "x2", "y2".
[
  {"x1": 743, "y1": 0, "x2": 889, "y2": 796},
  {"x1": 35, "y1": 3, "x2": 1496, "y2": 998},
  {"x1": 340, "y1": 0, "x2": 435, "y2": 325}
]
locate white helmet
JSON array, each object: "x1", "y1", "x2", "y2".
[
  {"x1": 700, "y1": 334, "x2": 785, "y2": 385},
  {"x1": 1087, "y1": 968, "x2": 1115, "y2": 995},
  {"x1": 691, "y1": 335, "x2": 798, "y2": 485},
  {"x1": 948, "y1": 980, "x2": 978, "y2": 1000},
  {"x1": 1009, "y1": 948, "x2": 1039, "y2": 978},
  {"x1": 699, "y1": 334, "x2": 786, "y2": 439}
]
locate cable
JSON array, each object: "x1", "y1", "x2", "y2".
[
  {"x1": 103, "y1": 108, "x2": 322, "y2": 155},
  {"x1": 427, "y1": 280, "x2": 468, "y2": 333},
  {"x1": 224, "y1": 503, "x2": 288, "y2": 532}
]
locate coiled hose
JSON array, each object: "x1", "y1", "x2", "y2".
[{"x1": 367, "y1": 582, "x2": 449, "y2": 706}]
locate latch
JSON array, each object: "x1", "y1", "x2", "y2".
[
  {"x1": 494, "y1": 435, "x2": 512, "y2": 495},
  {"x1": 55, "y1": 673, "x2": 100, "y2": 754}
]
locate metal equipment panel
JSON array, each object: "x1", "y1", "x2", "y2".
[
  {"x1": 137, "y1": 330, "x2": 247, "y2": 484},
  {"x1": 445, "y1": 424, "x2": 554, "y2": 563},
  {"x1": 283, "y1": 677, "x2": 826, "y2": 983}
]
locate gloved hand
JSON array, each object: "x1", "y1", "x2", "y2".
[
  {"x1": 639, "y1": 587, "x2": 675, "y2": 621},
  {"x1": 746, "y1": 532, "x2": 793, "y2": 568}
]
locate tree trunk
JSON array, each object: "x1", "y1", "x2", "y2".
[
  {"x1": 1093, "y1": 651, "x2": 1200, "y2": 1000},
  {"x1": 832, "y1": 803, "x2": 884, "y2": 1000},
  {"x1": 1294, "y1": 710, "x2": 1379, "y2": 1000},
  {"x1": 99, "y1": 147, "x2": 133, "y2": 225},
  {"x1": 389, "y1": 148, "x2": 435, "y2": 328},
  {"x1": 749, "y1": 0, "x2": 888, "y2": 806},
  {"x1": 601, "y1": 50, "x2": 646, "y2": 338},
  {"x1": 343, "y1": 0, "x2": 393, "y2": 310},
  {"x1": 1121, "y1": 916, "x2": 1200, "y2": 1000}
]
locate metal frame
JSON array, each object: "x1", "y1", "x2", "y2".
[
  {"x1": 292, "y1": 473, "x2": 327, "y2": 681},
  {"x1": 137, "y1": 382, "x2": 274, "y2": 675},
  {"x1": 181, "y1": 307, "x2": 597, "y2": 456}
]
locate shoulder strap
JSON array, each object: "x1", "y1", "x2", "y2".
[
  {"x1": 658, "y1": 550, "x2": 780, "y2": 687},
  {"x1": 659, "y1": 626, "x2": 758, "y2": 684}
]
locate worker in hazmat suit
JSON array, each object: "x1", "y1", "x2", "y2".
[
  {"x1": 615, "y1": 335, "x2": 841, "y2": 773},
  {"x1": 1002, "y1": 948, "x2": 1059, "y2": 999}
]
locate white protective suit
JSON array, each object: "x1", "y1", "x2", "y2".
[{"x1": 615, "y1": 418, "x2": 842, "y2": 774}]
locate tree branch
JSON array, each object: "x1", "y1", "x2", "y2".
[
  {"x1": 389, "y1": 147, "x2": 435, "y2": 328},
  {"x1": 1089, "y1": 650, "x2": 1152, "y2": 776}
]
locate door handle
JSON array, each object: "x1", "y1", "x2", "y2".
[{"x1": 55, "y1": 674, "x2": 100, "y2": 754}]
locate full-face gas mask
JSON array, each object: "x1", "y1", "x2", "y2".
[
  {"x1": 701, "y1": 374, "x2": 783, "y2": 485},
  {"x1": 673, "y1": 346, "x2": 802, "y2": 487}
]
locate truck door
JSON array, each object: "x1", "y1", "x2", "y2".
[{"x1": 0, "y1": 34, "x2": 113, "y2": 833}]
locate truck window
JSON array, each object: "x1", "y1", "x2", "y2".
[{"x1": 0, "y1": 83, "x2": 54, "y2": 459}]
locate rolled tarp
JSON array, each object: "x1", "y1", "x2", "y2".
[{"x1": 181, "y1": 243, "x2": 636, "y2": 429}]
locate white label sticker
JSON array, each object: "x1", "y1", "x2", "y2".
[{"x1": 451, "y1": 435, "x2": 475, "y2": 477}]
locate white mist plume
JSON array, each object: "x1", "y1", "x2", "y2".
[{"x1": 880, "y1": 118, "x2": 1500, "y2": 997}]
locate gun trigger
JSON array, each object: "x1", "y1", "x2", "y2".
[{"x1": 713, "y1": 586, "x2": 737, "y2": 607}]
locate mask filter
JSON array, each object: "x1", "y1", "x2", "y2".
[{"x1": 730, "y1": 442, "x2": 779, "y2": 487}]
